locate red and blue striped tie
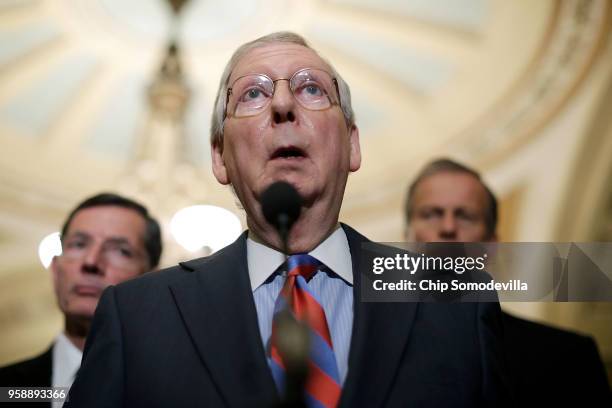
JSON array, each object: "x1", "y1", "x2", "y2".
[{"x1": 269, "y1": 254, "x2": 342, "y2": 408}]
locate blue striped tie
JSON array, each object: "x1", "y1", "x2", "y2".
[{"x1": 269, "y1": 254, "x2": 342, "y2": 408}]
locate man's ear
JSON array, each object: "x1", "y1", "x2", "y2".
[
  {"x1": 211, "y1": 140, "x2": 230, "y2": 185},
  {"x1": 404, "y1": 225, "x2": 414, "y2": 241},
  {"x1": 50, "y1": 256, "x2": 60, "y2": 292},
  {"x1": 348, "y1": 125, "x2": 361, "y2": 172}
]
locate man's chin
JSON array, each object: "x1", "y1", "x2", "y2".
[
  {"x1": 64, "y1": 300, "x2": 98, "y2": 321},
  {"x1": 268, "y1": 175, "x2": 319, "y2": 200}
]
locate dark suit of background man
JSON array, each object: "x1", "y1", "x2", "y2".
[
  {"x1": 0, "y1": 193, "x2": 162, "y2": 406},
  {"x1": 404, "y1": 158, "x2": 611, "y2": 407},
  {"x1": 67, "y1": 32, "x2": 511, "y2": 408}
]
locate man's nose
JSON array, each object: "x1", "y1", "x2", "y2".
[
  {"x1": 271, "y1": 80, "x2": 296, "y2": 124},
  {"x1": 439, "y1": 213, "x2": 458, "y2": 240},
  {"x1": 81, "y1": 245, "x2": 104, "y2": 275}
]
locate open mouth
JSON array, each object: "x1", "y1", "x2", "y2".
[{"x1": 271, "y1": 146, "x2": 307, "y2": 161}]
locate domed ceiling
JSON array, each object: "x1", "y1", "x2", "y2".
[{"x1": 0, "y1": 0, "x2": 609, "y2": 265}]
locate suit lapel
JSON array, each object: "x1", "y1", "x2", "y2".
[
  {"x1": 36, "y1": 346, "x2": 53, "y2": 386},
  {"x1": 43, "y1": 347, "x2": 52, "y2": 408},
  {"x1": 169, "y1": 233, "x2": 278, "y2": 408},
  {"x1": 339, "y1": 224, "x2": 419, "y2": 408}
]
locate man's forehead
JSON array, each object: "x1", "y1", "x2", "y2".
[
  {"x1": 66, "y1": 206, "x2": 146, "y2": 241},
  {"x1": 415, "y1": 172, "x2": 488, "y2": 208},
  {"x1": 230, "y1": 42, "x2": 330, "y2": 81}
]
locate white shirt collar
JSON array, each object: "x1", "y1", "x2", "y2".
[
  {"x1": 52, "y1": 332, "x2": 82, "y2": 388},
  {"x1": 247, "y1": 226, "x2": 354, "y2": 290}
]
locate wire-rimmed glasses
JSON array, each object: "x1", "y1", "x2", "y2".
[{"x1": 225, "y1": 68, "x2": 340, "y2": 119}]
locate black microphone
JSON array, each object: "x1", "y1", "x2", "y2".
[
  {"x1": 261, "y1": 181, "x2": 302, "y2": 255},
  {"x1": 261, "y1": 182, "x2": 308, "y2": 408}
]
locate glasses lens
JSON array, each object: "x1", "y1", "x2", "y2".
[
  {"x1": 226, "y1": 69, "x2": 338, "y2": 118},
  {"x1": 229, "y1": 75, "x2": 274, "y2": 117},
  {"x1": 291, "y1": 69, "x2": 335, "y2": 110},
  {"x1": 62, "y1": 236, "x2": 141, "y2": 269},
  {"x1": 102, "y1": 241, "x2": 140, "y2": 268}
]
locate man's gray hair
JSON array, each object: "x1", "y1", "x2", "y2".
[
  {"x1": 210, "y1": 31, "x2": 355, "y2": 149},
  {"x1": 404, "y1": 158, "x2": 498, "y2": 239}
]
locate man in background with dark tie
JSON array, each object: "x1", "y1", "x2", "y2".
[
  {"x1": 0, "y1": 193, "x2": 162, "y2": 405},
  {"x1": 67, "y1": 32, "x2": 511, "y2": 407},
  {"x1": 404, "y1": 158, "x2": 611, "y2": 406}
]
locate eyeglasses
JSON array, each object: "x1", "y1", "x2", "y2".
[
  {"x1": 415, "y1": 208, "x2": 485, "y2": 228},
  {"x1": 224, "y1": 68, "x2": 341, "y2": 119},
  {"x1": 61, "y1": 234, "x2": 145, "y2": 269}
]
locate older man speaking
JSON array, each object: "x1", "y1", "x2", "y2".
[{"x1": 67, "y1": 32, "x2": 510, "y2": 408}]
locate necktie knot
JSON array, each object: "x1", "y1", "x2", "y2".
[{"x1": 286, "y1": 254, "x2": 322, "y2": 282}]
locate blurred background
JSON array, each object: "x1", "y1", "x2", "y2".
[{"x1": 0, "y1": 0, "x2": 611, "y2": 383}]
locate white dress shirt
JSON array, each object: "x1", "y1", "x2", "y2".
[{"x1": 52, "y1": 332, "x2": 82, "y2": 407}]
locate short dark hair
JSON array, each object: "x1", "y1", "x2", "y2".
[
  {"x1": 60, "y1": 193, "x2": 162, "y2": 268},
  {"x1": 404, "y1": 158, "x2": 498, "y2": 239}
]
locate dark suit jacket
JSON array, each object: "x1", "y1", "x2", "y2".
[
  {"x1": 502, "y1": 312, "x2": 611, "y2": 407},
  {"x1": 0, "y1": 346, "x2": 52, "y2": 407},
  {"x1": 67, "y1": 224, "x2": 512, "y2": 407},
  {"x1": 0, "y1": 347, "x2": 52, "y2": 387}
]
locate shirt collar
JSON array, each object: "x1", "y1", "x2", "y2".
[
  {"x1": 52, "y1": 332, "x2": 83, "y2": 387},
  {"x1": 247, "y1": 226, "x2": 353, "y2": 290}
]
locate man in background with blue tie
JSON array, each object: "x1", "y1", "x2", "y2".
[{"x1": 67, "y1": 32, "x2": 511, "y2": 407}]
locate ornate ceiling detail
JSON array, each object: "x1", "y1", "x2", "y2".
[
  {"x1": 453, "y1": 0, "x2": 611, "y2": 167},
  {"x1": 0, "y1": 0, "x2": 610, "y2": 262}
]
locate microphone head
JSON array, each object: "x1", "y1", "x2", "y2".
[{"x1": 261, "y1": 181, "x2": 302, "y2": 232}]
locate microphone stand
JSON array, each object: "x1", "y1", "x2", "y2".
[{"x1": 274, "y1": 212, "x2": 309, "y2": 408}]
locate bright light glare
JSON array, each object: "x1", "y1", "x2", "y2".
[
  {"x1": 170, "y1": 205, "x2": 242, "y2": 253},
  {"x1": 38, "y1": 232, "x2": 62, "y2": 269}
]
